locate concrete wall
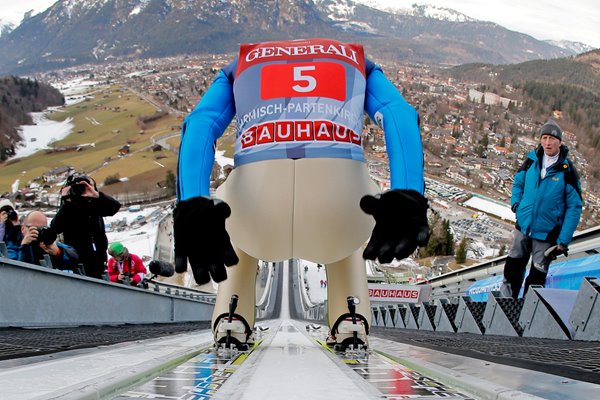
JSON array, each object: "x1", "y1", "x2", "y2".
[{"x1": 0, "y1": 258, "x2": 214, "y2": 327}]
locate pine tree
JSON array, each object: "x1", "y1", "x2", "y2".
[
  {"x1": 419, "y1": 215, "x2": 454, "y2": 258},
  {"x1": 498, "y1": 245, "x2": 507, "y2": 257},
  {"x1": 166, "y1": 170, "x2": 176, "y2": 196},
  {"x1": 444, "y1": 219, "x2": 454, "y2": 256},
  {"x1": 481, "y1": 134, "x2": 489, "y2": 147},
  {"x1": 452, "y1": 124, "x2": 460, "y2": 139},
  {"x1": 455, "y1": 238, "x2": 468, "y2": 264}
]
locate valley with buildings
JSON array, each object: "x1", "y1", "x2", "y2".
[{"x1": 1, "y1": 51, "x2": 597, "y2": 275}]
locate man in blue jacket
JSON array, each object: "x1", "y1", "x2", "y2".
[
  {"x1": 19, "y1": 211, "x2": 80, "y2": 272},
  {"x1": 502, "y1": 119, "x2": 583, "y2": 299},
  {"x1": 0, "y1": 199, "x2": 22, "y2": 259}
]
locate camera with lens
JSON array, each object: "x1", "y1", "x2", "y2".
[
  {"x1": 1, "y1": 205, "x2": 17, "y2": 223},
  {"x1": 7, "y1": 209, "x2": 17, "y2": 220},
  {"x1": 37, "y1": 226, "x2": 57, "y2": 245},
  {"x1": 67, "y1": 174, "x2": 91, "y2": 197}
]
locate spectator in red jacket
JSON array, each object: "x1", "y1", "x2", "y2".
[{"x1": 107, "y1": 242, "x2": 147, "y2": 286}]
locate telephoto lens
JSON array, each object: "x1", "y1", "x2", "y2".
[{"x1": 37, "y1": 227, "x2": 57, "y2": 245}]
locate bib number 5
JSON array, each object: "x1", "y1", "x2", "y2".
[
  {"x1": 260, "y1": 62, "x2": 346, "y2": 101},
  {"x1": 292, "y1": 66, "x2": 317, "y2": 93}
]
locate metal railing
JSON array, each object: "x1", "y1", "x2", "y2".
[
  {"x1": 144, "y1": 278, "x2": 216, "y2": 303},
  {"x1": 419, "y1": 225, "x2": 600, "y2": 300}
]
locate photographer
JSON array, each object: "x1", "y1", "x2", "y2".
[
  {"x1": 0, "y1": 199, "x2": 22, "y2": 259},
  {"x1": 107, "y1": 242, "x2": 147, "y2": 286},
  {"x1": 18, "y1": 211, "x2": 79, "y2": 271},
  {"x1": 50, "y1": 174, "x2": 121, "y2": 279}
]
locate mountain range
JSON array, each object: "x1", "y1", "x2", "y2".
[{"x1": 0, "y1": 0, "x2": 595, "y2": 75}]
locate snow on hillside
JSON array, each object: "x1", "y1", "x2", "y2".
[
  {"x1": 11, "y1": 112, "x2": 74, "y2": 159},
  {"x1": 10, "y1": 78, "x2": 100, "y2": 160}
]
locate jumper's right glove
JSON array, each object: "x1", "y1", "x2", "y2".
[
  {"x1": 173, "y1": 197, "x2": 239, "y2": 284},
  {"x1": 360, "y1": 189, "x2": 430, "y2": 263}
]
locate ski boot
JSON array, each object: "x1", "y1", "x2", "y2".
[
  {"x1": 214, "y1": 294, "x2": 254, "y2": 353},
  {"x1": 327, "y1": 296, "x2": 369, "y2": 353}
]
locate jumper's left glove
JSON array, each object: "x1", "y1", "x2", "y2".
[
  {"x1": 173, "y1": 197, "x2": 239, "y2": 284},
  {"x1": 360, "y1": 189, "x2": 430, "y2": 263}
]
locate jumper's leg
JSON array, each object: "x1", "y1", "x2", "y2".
[
  {"x1": 324, "y1": 250, "x2": 371, "y2": 349},
  {"x1": 212, "y1": 246, "x2": 257, "y2": 349}
]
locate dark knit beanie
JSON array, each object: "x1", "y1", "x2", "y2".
[{"x1": 540, "y1": 119, "x2": 562, "y2": 141}]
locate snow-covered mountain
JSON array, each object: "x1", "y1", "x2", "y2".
[
  {"x1": 0, "y1": 3, "x2": 54, "y2": 37},
  {"x1": 0, "y1": 18, "x2": 15, "y2": 37},
  {"x1": 0, "y1": 0, "x2": 585, "y2": 74},
  {"x1": 356, "y1": 0, "x2": 475, "y2": 22},
  {"x1": 545, "y1": 39, "x2": 594, "y2": 54}
]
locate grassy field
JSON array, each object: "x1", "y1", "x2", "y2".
[
  {"x1": 0, "y1": 85, "x2": 185, "y2": 194},
  {"x1": 0, "y1": 84, "x2": 241, "y2": 195}
]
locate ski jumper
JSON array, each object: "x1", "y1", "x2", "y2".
[{"x1": 177, "y1": 38, "x2": 425, "y2": 344}]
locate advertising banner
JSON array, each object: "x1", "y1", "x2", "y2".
[{"x1": 368, "y1": 283, "x2": 431, "y2": 303}]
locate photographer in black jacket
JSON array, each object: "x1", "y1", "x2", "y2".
[{"x1": 51, "y1": 173, "x2": 121, "y2": 279}]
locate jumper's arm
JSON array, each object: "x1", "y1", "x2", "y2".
[
  {"x1": 177, "y1": 68, "x2": 236, "y2": 200},
  {"x1": 364, "y1": 62, "x2": 424, "y2": 194}
]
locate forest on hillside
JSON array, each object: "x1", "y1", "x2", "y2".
[
  {"x1": 448, "y1": 50, "x2": 600, "y2": 177},
  {"x1": 0, "y1": 76, "x2": 65, "y2": 161},
  {"x1": 521, "y1": 81, "x2": 600, "y2": 178}
]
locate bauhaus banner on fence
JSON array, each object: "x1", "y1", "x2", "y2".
[{"x1": 368, "y1": 283, "x2": 432, "y2": 303}]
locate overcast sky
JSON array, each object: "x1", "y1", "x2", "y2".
[
  {"x1": 374, "y1": 0, "x2": 600, "y2": 48},
  {"x1": 1, "y1": 0, "x2": 599, "y2": 48},
  {"x1": 0, "y1": 0, "x2": 57, "y2": 23}
]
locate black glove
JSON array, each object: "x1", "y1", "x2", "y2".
[
  {"x1": 544, "y1": 244, "x2": 568, "y2": 260},
  {"x1": 360, "y1": 189, "x2": 430, "y2": 263},
  {"x1": 173, "y1": 197, "x2": 239, "y2": 284}
]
